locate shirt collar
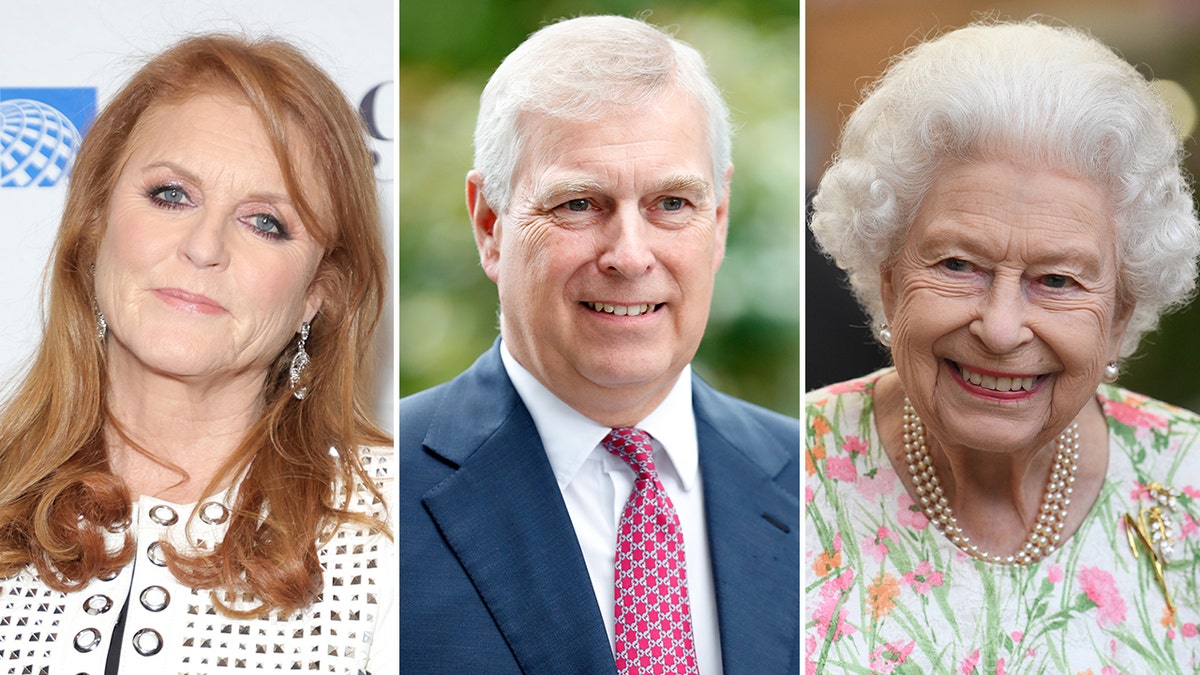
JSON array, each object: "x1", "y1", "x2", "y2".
[{"x1": 499, "y1": 340, "x2": 698, "y2": 491}]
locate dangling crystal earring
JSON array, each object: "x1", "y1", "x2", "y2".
[
  {"x1": 289, "y1": 322, "x2": 311, "y2": 400},
  {"x1": 878, "y1": 322, "x2": 893, "y2": 347},
  {"x1": 93, "y1": 302, "x2": 107, "y2": 341},
  {"x1": 1103, "y1": 360, "x2": 1119, "y2": 383}
]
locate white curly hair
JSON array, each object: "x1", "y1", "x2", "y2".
[{"x1": 809, "y1": 19, "x2": 1200, "y2": 359}]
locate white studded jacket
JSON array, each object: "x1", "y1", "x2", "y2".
[{"x1": 0, "y1": 447, "x2": 395, "y2": 675}]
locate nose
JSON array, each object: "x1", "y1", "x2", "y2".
[
  {"x1": 596, "y1": 205, "x2": 654, "y2": 278},
  {"x1": 178, "y1": 211, "x2": 230, "y2": 269},
  {"x1": 969, "y1": 276, "x2": 1034, "y2": 353}
]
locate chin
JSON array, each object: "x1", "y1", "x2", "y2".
[
  {"x1": 582, "y1": 356, "x2": 677, "y2": 392},
  {"x1": 946, "y1": 416, "x2": 1046, "y2": 454}
]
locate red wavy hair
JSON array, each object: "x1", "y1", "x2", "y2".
[{"x1": 0, "y1": 34, "x2": 390, "y2": 618}]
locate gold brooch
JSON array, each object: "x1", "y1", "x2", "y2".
[{"x1": 1124, "y1": 482, "x2": 1180, "y2": 613}]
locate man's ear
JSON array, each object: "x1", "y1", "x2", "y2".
[
  {"x1": 712, "y1": 165, "x2": 733, "y2": 272},
  {"x1": 467, "y1": 170, "x2": 502, "y2": 283}
]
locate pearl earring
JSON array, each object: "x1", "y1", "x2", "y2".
[
  {"x1": 1103, "y1": 361, "x2": 1119, "y2": 383},
  {"x1": 878, "y1": 323, "x2": 893, "y2": 347}
]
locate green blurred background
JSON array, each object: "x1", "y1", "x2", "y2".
[{"x1": 399, "y1": 1, "x2": 801, "y2": 415}]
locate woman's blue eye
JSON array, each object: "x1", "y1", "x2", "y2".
[
  {"x1": 943, "y1": 258, "x2": 969, "y2": 272},
  {"x1": 150, "y1": 186, "x2": 190, "y2": 206},
  {"x1": 248, "y1": 214, "x2": 285, "y2": 237},
  {"x1": 660, "y1": 197, "x2": 685, "y2": 211},
  {"x1": 564, "y1": 199, "x2": 590, "y2": 212}
]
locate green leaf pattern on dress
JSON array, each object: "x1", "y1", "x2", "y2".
[{"x1": 806, "y1": 369, "x2": 1200, "y2": 674}]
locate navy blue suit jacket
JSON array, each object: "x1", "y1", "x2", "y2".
[{"x1": 400, "y1": 341, "x2": 800, "y2": 673}]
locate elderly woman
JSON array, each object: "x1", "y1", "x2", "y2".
[
  {"x1": 807, "y1": 20, "x2": 1200, "y2": 672},
  {"x1": 0, "y1": 35, "x2": 392, "y2": 672}
]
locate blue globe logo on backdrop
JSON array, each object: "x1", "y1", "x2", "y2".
[{"x1": 0, "y1": 98, "x2": 83, "y2": 188}]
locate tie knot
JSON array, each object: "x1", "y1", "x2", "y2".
[{"x1": 602, "y1": 427, "x2": 657, "y2": 479}]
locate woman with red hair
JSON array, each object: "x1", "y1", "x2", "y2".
[{"x1": 0, "y1": 34, "x2": 392, "y2": 673}]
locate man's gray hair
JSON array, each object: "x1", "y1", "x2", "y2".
[{"x1": 473, "y1": 14, "x2": 732, "y2": 214}]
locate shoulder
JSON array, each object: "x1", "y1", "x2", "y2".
[
  {"x1": 399, "y1": 343, "x2": 515, "y2": 454},
  {"x1": 1096, "y1": 384, "x2": 1200, "y2": 483},
  {"x1": 805, "y1": 369, "x2": 888, "y2": 431},
  {"x1": 1096, "y1": 384, "x2": 1200, "y2": 433},
  {"x1": 692, "y1": 374, "x2": 798, "y2": 447},
  {"x1": 398, "y1": 379, "x2": 452, "y2": 448}
]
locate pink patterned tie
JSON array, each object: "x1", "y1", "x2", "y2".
[{"x1": 602, "y1": 428, "x2": 699, "y2": 675}]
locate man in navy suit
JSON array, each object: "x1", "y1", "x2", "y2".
[{"x1": 400, "y1": 15, "x2": 800, "y2": 674}]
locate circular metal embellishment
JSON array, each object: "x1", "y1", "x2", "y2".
[
  {"x1": 148, "y1": 504, "x2": 178, "y2": 526},
  {"x1": 139, "y1": 585, "x2": 170, "y2": 612},
  {"x1": 107, "y1": 517, "x2": 131, "y2": 534},
  {"x1": 73, "y1": 627, "x2": 101, "y2": 652},
  {"x1": 146, "y1": 541, "x2": 167, "y2": 567},
  {"x1": 132, "y1": 628, "x2": 163, "y2": 656},
  {"x1": 83, "y1": 594, "x2": 112, "y2": 615},
  {"x1": 198, "y1": 501, "x2": 229, "y2": 525}
]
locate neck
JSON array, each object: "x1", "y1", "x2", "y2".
[
  {"x1": 875, "y1": 370, "x2": 1108, "y2": 561},
  {"x1": 105, "y1": 355, "x2": 267, "y2": 503},
  {"x1": 563, "y1": 381, "x2": 675, "y2": 429}
]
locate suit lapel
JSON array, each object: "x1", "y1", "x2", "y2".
[
  {"x1": 694, "y1": 378, "x2": 801, "y2": 674},
  {"x1": 420, "y1": 344, "x2": 615, "y2": 675}
]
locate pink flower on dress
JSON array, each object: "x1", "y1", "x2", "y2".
[
  {"x1": 829, "y1": 567, "x2": 855, "y2": 592},
  {"x1": 868, "y1": 641, "x2": 915, "y2": 673},
  {"x1": 902, "y1": 560, "x2": 945, "y2": 594},
  {"x1": 1183, "y1": 485, "x2": 1200, "y2": 499},
  {"x1": 826, "y1": 380, "x2": 868, "y2": 395},
  {"x1": 856, "y1": 466, "x2": 897, "y2": 502},
  {"x1": 1103, "y1": 398, "x2": 1168, "y2": 430},
  {"x1": 1183, "y1": 623, "x2": 1198, "y2": 638},
  {"x1": 805, "y1": 485, "x2": 814, "y2": 505},
  {"x1": 813, "y1": 569, "x2": 857, "y2": 642},
  {"x1": 1101, "y1": 668, "x2": 1119, "y2": 675},
  {"x1": 1182, "y1": 514, "x2": 1198, "y2": 540},
  {"x1": 1129, "y1": 481, "x2": 1146, "y2": 501},
  {"x1": 1047, "y1": 564, "x2": 1063, "y2": 583},
  {"x1": 861, "y1": 526, "x2": 898, "y2": 564},
  {"x1": 825, "y1": 456, "x2": 857, "y2": 482},
  {"x1": 1010, "y1": 631, "x2": 1023, "y2": 643},
  {"x1": 805, "y1": 634, "x2": 818, "y2": 675},
  {"x1": 897, "y1": 492, "x2": 929, "y2": 530},
  {"x1": 958, "y1": 648, "x2": 980, "y2": 674},
  {"x1": 1077, "y1": 567, "x2": 1127, "y2": 626},
  {"x1": 841, "y1": 435, "x2": 868, "y2": 455},
  {"x1": 995, "y1": 657, "x2": 1006, "y2": 675}
]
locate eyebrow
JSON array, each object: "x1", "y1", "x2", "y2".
[
  {"x1": 536, "y1": 178, "x2": 606, "y2": 205},
  {"x1": 652, "y1": 175, "x2": 712, "y2": 197},
  {"x1": 535, "y1": 174, "x2": 713, "y2": 205},
  {"x1": 928, "y1": 221, "x2": 1107, "y2": 277}
]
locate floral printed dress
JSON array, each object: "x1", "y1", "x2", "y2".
[{"x1": 806, "y1": 369, "x2": 1200, "y2": 674}]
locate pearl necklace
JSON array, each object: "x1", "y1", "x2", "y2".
[{"x1": 903, "y1": 397, "x2": 1080, "y2": 565}]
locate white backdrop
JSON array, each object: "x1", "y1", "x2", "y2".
[{"x1": 0, "y1": 0, "x2": 396, "y2": 430}]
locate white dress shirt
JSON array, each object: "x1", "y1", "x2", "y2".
[{"x1": 501, "y1": 341, "x2": 722, "y2": 673}]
